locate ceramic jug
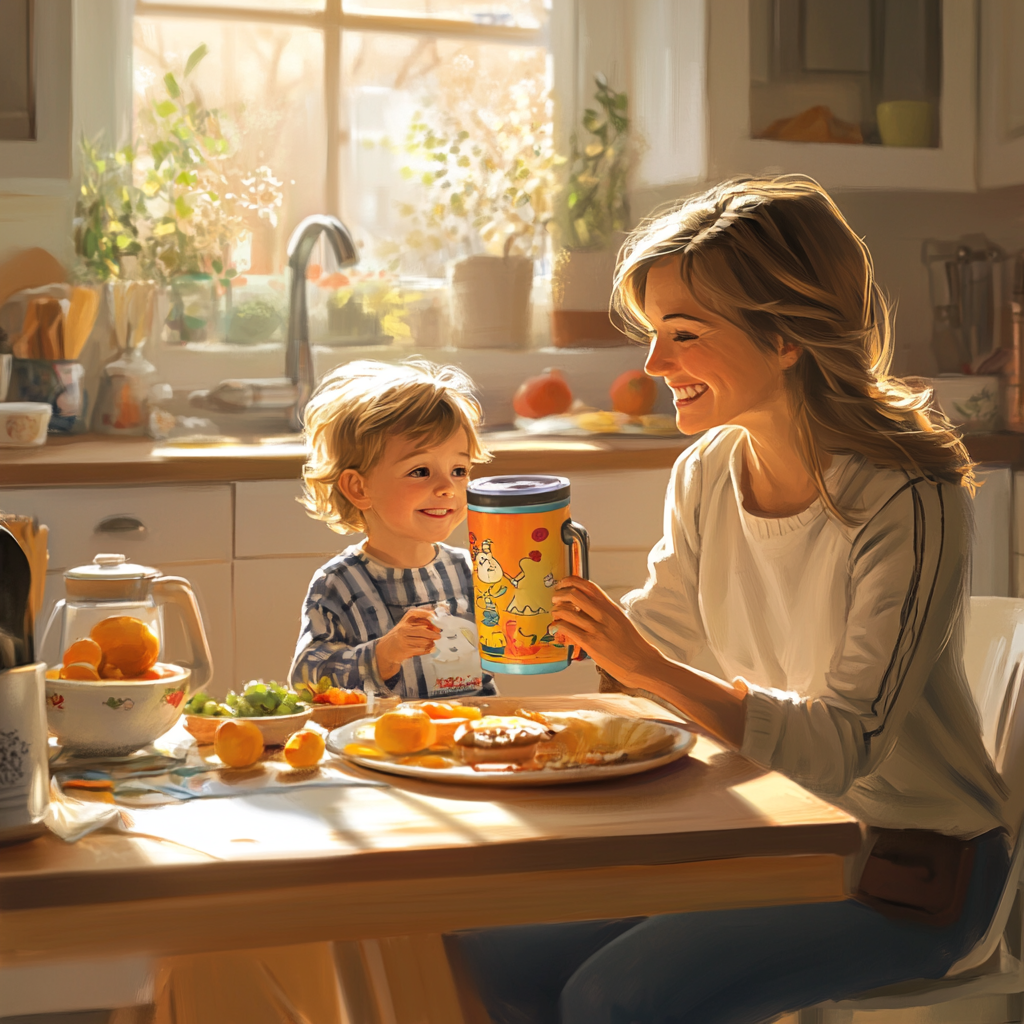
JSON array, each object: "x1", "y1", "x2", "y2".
[
  {"x1": 466, "y1": 475, "x2": 589, "y2": 674},
  {"x1": 0, "y1": 662, "x2": 49, "y2": 845}
]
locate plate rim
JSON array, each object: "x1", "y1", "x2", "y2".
[{"x1": 326, "y1": 715, "x2": 695, "y2": 786}]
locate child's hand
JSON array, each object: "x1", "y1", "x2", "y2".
[{"x1": 375, "y1": 608, "x2": 442, "y2": 681}]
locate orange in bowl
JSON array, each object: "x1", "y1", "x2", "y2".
[
  {"x1": 62, "y1": 638, "x2": 102, "y2": 669},
  {"x1": 89, "y1": 616, "x2": 160, "y2": 678},
  {"x1": 60, "y1": 661, "x2": 101, "y2": 681}
]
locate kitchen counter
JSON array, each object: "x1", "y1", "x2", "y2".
[
  {"x1": 0, "y1": 432, "x2": 692, "y2": 486},
  {"x1": 0, "y1": 430, "x2": 1019, "y2": 488}
]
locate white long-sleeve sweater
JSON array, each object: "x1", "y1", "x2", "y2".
[{"x1": 622, "y1": 426, "x2": 1007, "y2": 838}]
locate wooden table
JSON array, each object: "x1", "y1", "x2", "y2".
[{"x1": 0, "y1": 695, "x2": 861, "y2": 1023}]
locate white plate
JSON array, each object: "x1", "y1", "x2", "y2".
[{"x1": 326, "y1": 716, "x2": 696, "y2": 787}]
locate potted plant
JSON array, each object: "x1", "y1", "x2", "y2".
[
  {"x1": 383, "y1": 79, "x2": 560, "y2": 349},
  {"x1": 550, "y1": 75, "x2": 632, "y2": 348},
  {"x1": 323, "y1": 271, "x2": 412, "y2": 346}
]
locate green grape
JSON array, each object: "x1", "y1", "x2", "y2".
[
  {"x1": 217, "y1": 703, "x2": 238, "y2": 718},
  {"x1": 235, "y1": 699, "x2": 257, "y2": 718},
  {"x1": 225, "y1": 692, "x2": 239, "y2": 707},
  {"x1": 273, "y1": 704, "x2": 293, "y2": 716},
  {"x1": 202, "y1": 700, "x2": 219, "y2": 716},
  {"x1": 269, "y1": 681, "x2": 286, "y2": 696},
  {"x1": 246, "y1": 682, "x2": 267, "y2": 697}
]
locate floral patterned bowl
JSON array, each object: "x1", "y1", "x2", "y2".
[{"x1": 44, "y1": 663, "x2": 190, "y2": 756}]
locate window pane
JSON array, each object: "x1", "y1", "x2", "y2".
[
  {"x1": 339, "y1": 32, "x2": 552, "y2": 276},
  {"x1": 343, "y1": 0, "x2": 545, "y2": 30},
  {"x1": 133, "y1": 16, "x2": 326, "y2": 279}
]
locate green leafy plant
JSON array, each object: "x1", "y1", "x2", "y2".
[
  {"x1": 134, "y1": 44, "x2": 282, "y2": 284},
  {"x1": 72, "y1": 137, "x2": 148, "y2": 282},
  {"x1": 553, "y1": 75, "x2": 630, "y2": 251},
  {"x1": 379, "y1": 78, "x2": 560, "y2": 270}
]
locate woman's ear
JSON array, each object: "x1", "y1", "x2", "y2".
[
  {"x1": 338, "y1": 469, "x2": 372, "y2": 511},
  {"x1": 777, "y1": 338, "x2": 802, "y2": 370}
]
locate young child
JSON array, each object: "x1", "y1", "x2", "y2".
[{"x1": 288, "y1": 359, "x2": 496, "y2": 699}]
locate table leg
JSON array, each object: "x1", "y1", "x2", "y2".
[
  {"x1": 151, "y1": 942, "x2": 347, "y2": 1024},
  {"x1": 332, "y1": 934, "x2": 482, "y2": 1024}
]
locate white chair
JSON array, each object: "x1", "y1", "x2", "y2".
[{"x1": 798, "y1": 596, "x2": 1024, "y2": 1024}]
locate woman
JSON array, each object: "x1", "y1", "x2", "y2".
[{"x1": 454, "y1": 176, "x2": 1011, "y2": 1024}]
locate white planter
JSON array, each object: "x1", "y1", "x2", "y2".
[
  {"x1": 448, "y1": 255, "x2": 533, "y2": 350},
  {"x1": 551, "y1": 236, "x2": 629, "y2": 347},
  {"x1": 927, "y1": 375, "x2": 1003, "y2": 433}
]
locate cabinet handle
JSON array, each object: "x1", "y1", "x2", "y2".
[{"x1": 95, "y1": 514, "x2": 147, "y2": 536}]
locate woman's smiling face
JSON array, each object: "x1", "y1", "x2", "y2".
[{"x1": 642, "y1": 257, "x2": 795, "y2": 436}]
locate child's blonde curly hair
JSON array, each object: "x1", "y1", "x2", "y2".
[{"x1": 300, "y1": 359, "x2": 491, "y2": 534}]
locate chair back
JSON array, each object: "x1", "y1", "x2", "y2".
[{"x1": 947, "y1": 596, "x2": 1024, "y2": 976}]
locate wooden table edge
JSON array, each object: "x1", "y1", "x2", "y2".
[{"x1": 0, "y1": 853, "x2": 848, "y2": 964}]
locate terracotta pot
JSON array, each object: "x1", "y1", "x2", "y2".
[{"x1": 551, "y1": 241, "x2": 629, "y2": 348}]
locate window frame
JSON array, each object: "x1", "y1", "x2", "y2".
[{"x1": 134, "y1": 0, "x2": 550, "y2": 223}]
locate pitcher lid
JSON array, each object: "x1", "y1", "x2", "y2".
[{"x1": 65, "y1": 553, "x2": 160, "y2": 582}]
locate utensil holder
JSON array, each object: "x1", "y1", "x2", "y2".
[{"x1": 0, "y1": 662, "x2": 50, "y2": 846}]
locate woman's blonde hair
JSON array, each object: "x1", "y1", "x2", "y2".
[
  {"x1": 300, "y1": 359, "x2": 490, "y2": 534},
  {"x1": 613, "y1": 175, "x2": 975, "y2": 521}
]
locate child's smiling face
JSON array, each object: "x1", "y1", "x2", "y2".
[{"x1": 353, "y1": 428, "x2": 471, "y2": 551}]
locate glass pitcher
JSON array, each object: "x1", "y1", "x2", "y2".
[{"x1": 40, "y1": 553, "x2": 213, "y2": 689}]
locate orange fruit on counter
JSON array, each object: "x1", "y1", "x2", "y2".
[
  {"x1": 60, "y1": 661, "x2": 101, "y2": 681},
  {"x1": 89, "y1": 616, "x2": 160, "y2": 679},
  {"x1": 62, "y1": 638, "x2": 102, "y2": 669},
  {"x1": 283, "y1": 730, "x2": 326, "y2": 769},
  {"x1": 512, "y1": 368, "x2": 573, "y2": 419},
  {"x1": 610, "y1": 370, "x2": 658, "y2": 417},
  {"x1": 374, "y1": 708, "x2": 437, "y2": 755},
  {"x1": 214, "y1": 719, "x2": 264, "y2": 768}
]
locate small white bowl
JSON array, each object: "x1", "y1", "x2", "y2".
[
  {"x1": 45, "y1": 664, "x2": 191, "y2": 756},
  {"x1": 0, "y1": 402, "x2": 50, "y2": 447}
]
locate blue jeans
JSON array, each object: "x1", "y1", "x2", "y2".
[{"x1": 453, "y1": 830, "x2": 1010, "y2": 1024}]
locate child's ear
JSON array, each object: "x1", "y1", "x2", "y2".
[{"x1": 338, "y1": 469, "x2": 372, "y2": 511}]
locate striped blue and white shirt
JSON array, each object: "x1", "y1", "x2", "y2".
[{"x1": 288, "y1": 542, "x2": 496, "y2": 700}]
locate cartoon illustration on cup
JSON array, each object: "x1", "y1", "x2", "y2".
[
  {"x1": 424, "y1": 609, "x2": 485, "y2": 696},
  {"x1": 467, "y1": 476, "x2": 589, "y2": 675}
]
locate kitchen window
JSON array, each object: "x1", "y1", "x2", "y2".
[{"x1": 132, "y1": 0, "x2": 552, "y2": 349}]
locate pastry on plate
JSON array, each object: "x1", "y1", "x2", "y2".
[{"x1": 454, "y1": 715, "x2": 555, "y2": 766}]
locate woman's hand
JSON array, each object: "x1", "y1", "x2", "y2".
[{"x1": 551, "y1": 577, "x2": 662, "y2": 685}]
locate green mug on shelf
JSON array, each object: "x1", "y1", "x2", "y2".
[{"x1": 876, "y1": 101, "x2": 934, "y2": 148}]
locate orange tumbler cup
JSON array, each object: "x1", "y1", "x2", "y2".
[{"x1": 466, "y1": 475, "x2": 589, "y2": 675}]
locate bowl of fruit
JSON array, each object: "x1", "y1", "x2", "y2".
[
  {"x1": 44, "y1": 616, "x2": 191, "y2": 756},
  {"x1": 294, "y1": 679, "x2": 369, "y2": 730},
  {"x1": 183, "y1": 680, "x2": 312, "y2": 746}
]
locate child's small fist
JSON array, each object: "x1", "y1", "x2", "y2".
[{"x1": 375, "y1": 608, "x2": 442, "y2": 680}]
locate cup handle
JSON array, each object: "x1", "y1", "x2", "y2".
[{"x1": 560, "y1": 519, "x2": 590, "y2": 662}]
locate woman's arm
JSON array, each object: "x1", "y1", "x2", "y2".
[{"x1": 552, "y1": 577, "x2": 747, "y2": 747}]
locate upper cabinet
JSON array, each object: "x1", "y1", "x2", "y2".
[
  {"x1": 707, "y1": 0, "x2": 986, "y2": 191},
  {"x1": 978, "y1": 0, "x2": 1024, "y2": 188}
]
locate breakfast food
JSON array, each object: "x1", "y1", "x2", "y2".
[
  {"x1": 185, "y1": 680, "x2": 308, "y2": 719},
  {"x1": 61, "y1": 662, "x2": 102, "y2": 681},
  {"x1": 295, "y1": 677, "x2": 368, "y2": 707},
  {"x1": 63, "y1": 638, "x2": 102, "y2": 669},
  {"x1": 374, "y1": 707, "x2": 437, "y2": 755},
  {"x1": 340, "y1": 705, "x2": 684, "y2": 778},
  {"x1": 420, "y1": 701, "x2": 482, "y2": 721},
  {"x1": 453, "y1": 716, "x2": 555, "y2": 766},
  {"x1": 214, "y1": 719, "x2": 264, "y2": 767},
  {"x1": 283, "y1": 729, "x2": 326, "y2": 768}
]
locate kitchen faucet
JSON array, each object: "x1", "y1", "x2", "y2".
[
  {"x1": 285, "y1": 215, "x2": 359, "y2": 430},
  {"x1": 189, "y1": 214, "x2": 358, "y2": 432}
]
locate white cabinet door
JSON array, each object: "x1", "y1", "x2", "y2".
[
  {"x1": 708, "y1": 0, "x2": 978, "y2": 191},
  {"x1": 233, "y1": 556, "x2": 333, "y2": 687},
  {"x1": 978, "y1": 0, "x2": 1024, "y2": 187}
]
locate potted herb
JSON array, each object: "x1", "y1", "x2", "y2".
[
  {"x1": 550, "y1": 75, "x2": 632, "y2": 348},
  {"x1": 324, "y1": 272, "x2": 411, "y2": 347},
  {"x1": 385, "y1": 79, "x2": 560, "y2": 348}
]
